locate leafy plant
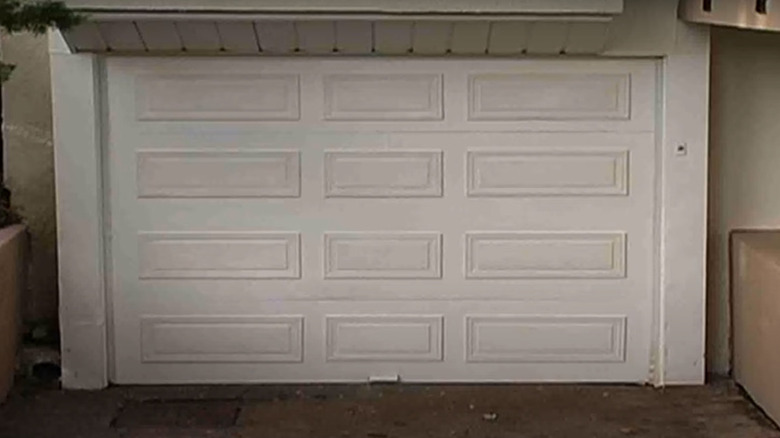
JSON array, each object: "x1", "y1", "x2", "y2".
[
  {"x1": 0, "y1": 62, "x2": 13, "y2": 82},
  {"x1": 0, "y1": 1, "x2": 82, "y2": 83},
  {"x1": 0, "y1": 1, "x2": 81, "y2": 228}
]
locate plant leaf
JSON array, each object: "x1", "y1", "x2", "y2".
[
  {"x1": 0, "y1": 1, "x2": 84, "y2": 34},
  {"x1": 0, "y1": 62, "x2": 16, "y2": 83}
]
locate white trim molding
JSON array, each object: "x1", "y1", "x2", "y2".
[
  {"x1": 656, "y1": 21, "x2": 710, "y2": 386},
  {"x1": 50, "y1": 20, "x2": 709, "y2": 389},
  {"x1": 51, "y1": 32, "x2": 109, "y2": 389}
]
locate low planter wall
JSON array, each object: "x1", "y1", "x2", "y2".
[
  {"x1": 732, "y1": 231, "x2": 780, "y2": 426},
  {"x1": 0, "y1": 225, "x2": 27, "y2": 403}
]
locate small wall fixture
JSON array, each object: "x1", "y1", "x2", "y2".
[{"x1": 681, "y1": 0, "x2": 780, "y2": 31}]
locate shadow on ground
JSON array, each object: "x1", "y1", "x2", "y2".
[{"x1": 1, "y1": 380, "x2": 778, "y2": 438}]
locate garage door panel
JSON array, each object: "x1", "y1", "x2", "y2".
[
  {"x1": 136, "y1": 150, "x2": 301, "y2": 198},
  {"x1": 325, "y1": 315, "x2": 444, "y2": 362},
  {"x1": 465, "y1": 315, "x2": 626, "y2": 363},
  {"x1": 140, "y1": 315, "x2": 304, "y2": 363},
  {"x1": 108, "y1": 58, "x2": 658, "y2": 384},
  {"x1": 455, "y1": 62, "x2": 655, "y2": 131},
  {"x1": 323, "y1": 73, "x2": 444, "y2": 121},
  {"x1": 137, "y1": 232, "x2": 301, "y2": 279},
  {"x1": 467, "y1": 73, "x2": 631, "y2": 121},
  {"x1": 324, "y1": 150, "x2": 443, "y2": 198},
  {"x1": 324, "y1": 232, "x2": 442, "y2": 279},
  {"x1": 135, "y1": 73, "x2": 301, "y2": 121},
  {"x1": 466, "y1": 148, "x2": 629, "y2": 197},
  {"x1": 465, "y1": 232, "x2": 626, "y2": 279}
]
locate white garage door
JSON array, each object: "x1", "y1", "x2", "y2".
[{"x1": 105, "y1": 58, "x2": 658, "y2": 384}]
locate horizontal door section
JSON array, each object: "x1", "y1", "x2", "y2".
[
  {"x1": 114, "y1": 301, "x2": 642, "y2": 384},
  {"x1": 134, "y1": 232, "x2": 629, "y2": 281},
  {"x1": 139, "y1": 313, "x2": 625, "y2": 365},
  {"x1": 133, "y1": 146, "x2": 634, "y2": 200},
  {"x1": 108, "y1": 57, "x2": 657, "y2": 132}
]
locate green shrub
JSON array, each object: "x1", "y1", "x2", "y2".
[{"x1": 1, "y1": 1, "x2": 82, "y2": 83}]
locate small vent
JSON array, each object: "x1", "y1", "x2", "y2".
[{"x1": 756, "y1": 0, "x2": 769, "y2": 14}]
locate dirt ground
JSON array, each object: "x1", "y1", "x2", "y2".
[{"x1": 1, "y1": 380, "x2": 779, "y2": 438}]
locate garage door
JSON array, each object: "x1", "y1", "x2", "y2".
[{"x1": 105, "y1": 58, "x2": 658, "y2": 384}]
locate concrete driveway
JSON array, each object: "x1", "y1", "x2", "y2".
[{"x1": 0, "y1": 380, "x2": 778, "y2": 438}]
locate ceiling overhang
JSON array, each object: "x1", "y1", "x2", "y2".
[
  {"x1": 62, "y1": 1, "x2": 624, "y2": 15},
  {"x1": 680, "y1": 0, "x2": 780, "y2": 32},
  {"x1": 60, "y1": 0, "x2": 625, "y2": 56}
]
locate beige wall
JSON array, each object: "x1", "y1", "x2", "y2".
[
  {"x1": 731, "y1": 232, "x2": 780, "y2": 425},
  {"x1": 0, "y1": 225, "x2": 27, "y2": 402},
  {"x1": 0, "y1": 33, "x2": 58, "y2": 323},
  {"x1": 708, "y1": 27, "x2": 780, "y2": 375}
]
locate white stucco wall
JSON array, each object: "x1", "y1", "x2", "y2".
[
  {"x1": 0, "y1": 33, "x2": 58, "y2": 323},
  {"x1": 708, "y1": 26, "x2": 780, "y2": 375}
]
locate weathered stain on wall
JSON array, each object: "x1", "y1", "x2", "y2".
[{"x1": 1, "y1": 33, "x2": 58, "y2": 323}]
